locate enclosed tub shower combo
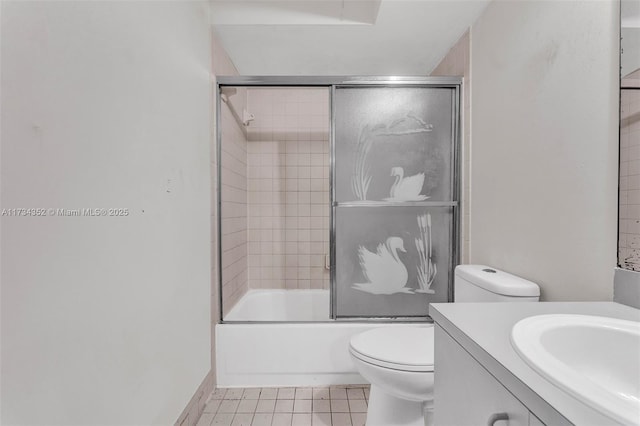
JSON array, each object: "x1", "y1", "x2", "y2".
[{"x1": 215, "y1": 77, "x2": 461, "y2": 387}]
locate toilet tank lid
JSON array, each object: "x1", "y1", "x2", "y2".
[{"x1": 455, "y1": 265, "x2": 540, "y2": 297}]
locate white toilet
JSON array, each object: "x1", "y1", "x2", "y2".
[{"x1": 349, "y1": 265, "x2": 540, "y2": 426}]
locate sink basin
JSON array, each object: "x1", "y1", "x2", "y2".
[{"x1": 511, "y1": 314, "x2": 640, "y2": 425}]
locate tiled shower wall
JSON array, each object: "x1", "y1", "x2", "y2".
[
  {"x1": 246, "y1": 88, "x2": 330, "y2": 290},
  {"x1": 220, "y1": 89, "x2": 249, "y2": 315},
  {"x1": 619, "y1": 70, "x2": 640, "y2": 272}
]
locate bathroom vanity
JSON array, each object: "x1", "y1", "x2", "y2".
[{"x1": 430, "y1": 302, "x2": 640, "y2": 426}]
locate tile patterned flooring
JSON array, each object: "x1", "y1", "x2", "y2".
[{"x1": 196, "y1": 386, "x2": 370, "y2": 426}]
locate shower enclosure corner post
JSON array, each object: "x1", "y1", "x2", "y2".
[
  {"x1": 330, "y1": 84, "x2": 337, "y2": 320},
  {"x1": 216, "y1": 81, "x2": 224, "y2": 323},
  {"x1": 451, "y1": 83, "x2": 462, "y2": 304}
]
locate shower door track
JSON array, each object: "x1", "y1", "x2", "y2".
[{"x1": 216, "y1": 76, "x2": 462, "y2": 87}]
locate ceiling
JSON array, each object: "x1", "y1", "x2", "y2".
[{"x1": 210, "y1": 0, "x2": 491, "y2": 76}]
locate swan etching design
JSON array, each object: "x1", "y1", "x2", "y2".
[
  {"x1": 352, "y1": 237, "x2": 412, "y2": 295},
  {"x1": 383, "y1": 167, "x2": 429, "y2": 202}
]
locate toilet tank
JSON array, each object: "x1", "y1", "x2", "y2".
[{"x1": 454, "y1": 265, "x2": 540, "y2": 302}]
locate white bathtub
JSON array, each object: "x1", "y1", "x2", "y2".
[
  {"x1": 224, "y1": 289, "x2": 330, "y2": 321},
  {"x1": 216, "y1": 289, "x2": 410, "y2": 387}
]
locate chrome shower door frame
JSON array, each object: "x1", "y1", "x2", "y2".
[{"x1": 216, "y1": 76, "x2": 461, "y2": 323}]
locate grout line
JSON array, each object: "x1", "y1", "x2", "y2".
[{"x1": 204, "y1": 386, "x2": 370, "y2": 426}]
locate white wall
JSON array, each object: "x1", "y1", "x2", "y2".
[
  {"x1": 469, "y1": 1, "x2": 619, "y2": 301},
  {"x1": 0, "y1": 2, "x2": 212, "y2": 424},
  {"x1": 430, "y1": 31, "x2": 471, "y2": 263}
]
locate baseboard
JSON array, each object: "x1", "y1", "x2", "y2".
[{"x1": 174, "y1": 370, "x2": 215, "y2": 426}]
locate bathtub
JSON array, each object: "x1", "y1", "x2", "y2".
[
  {"x1": 216, "y1": 289, "x2": 411, "y2": 387},
  {"x1": 224, "y1": 289, "x2": 330, "y2": 321}
]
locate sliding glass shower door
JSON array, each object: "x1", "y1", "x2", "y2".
[
  {"x1": 216, "y1": 77, "x2": 460, "y2": 322},
  {"x1": 332, "y1": 85, "x2": 459, "y2": 318}
]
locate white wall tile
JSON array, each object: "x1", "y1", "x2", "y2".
[{"x1": 245, "y1": 88, "x2": 330, "y2": 290}]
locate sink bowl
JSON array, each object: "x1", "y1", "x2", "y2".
[{"x1": 511, "y1": 314, "x2": 640, "y2": 425}]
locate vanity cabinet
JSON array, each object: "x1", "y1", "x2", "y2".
[
  {"x1": 430, "y1": 302, "x2": 636, "y2": 426},
  {"x1": 434, "y1": 325, "x2": 541, "y2": 426}
]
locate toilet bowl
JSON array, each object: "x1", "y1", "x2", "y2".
[
  {"x1": 349, "y1": 326, "x2": 434, "y2": 426},
  {"x1": 349, "y1": 265, "x2": 540, "y2": 426}
]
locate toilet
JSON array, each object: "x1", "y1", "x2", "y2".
[{"x1": 349, "y1": 265, "x2": 540, "y2": 426}]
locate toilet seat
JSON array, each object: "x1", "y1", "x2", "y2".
[{"x1": 349, "y1": 326, "x2": 435, "y2": 372}]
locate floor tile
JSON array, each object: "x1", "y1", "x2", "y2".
[
  {"x1": 312, "y1": 399, "x2": 330, "y2": 412},
  {"x1": 271, "y1": 413, "x2": 293, "y2": 426},
  {"x1": 231, "y1": 413, "x2": 253, "y2": 426},
  {"x1": 350, "y1": 413, "x2": 367, "y2": 426},
  {"x1": 293, "y1": 399, "x2": 312, "y2": 413},
  {"x1": 330, "y1": 399, "x2": 349, "y2": 413},
  {"x1": 329, "y1": 388, "x2": 347, "y2": 399},
  {"x1": 195, "y1": 412, "x2": 214, "y2": 426},
  {"x1": 346, "y1": 388, "x2": 365, "y2": 400},
  {"x1": 202, "y1": 384, "x2": 370, "y2": 426},
  {"x1": 275, "y1": 399, "x2": 294, "y2": 412},
  {"x1": 259, "y1": 388, "x2": 278, "y2": 400},
  {"x1": 204, "y1": 399, "x2": 222, "y2": 413},
  {"x1": 278, "y1": 388, "x2": 296, "y2": 399},
  {"x1": 347, "y1": 399, "x2": 367, "y2": 413},
  {"x1": 242, "y1": 388, "x2": 262, "y2": 400},
  {"x1": 312, "y1": 388, "x2": 330, "y2": 400},
  {"x1": 211, "y1": 388, "x2": 227, "y2": 400},
  {"x1": 212, "y1": 413, "x2": 234, "y2": 426},
  {"x1": 255, "y1": 399, "x2": 276, "y2": 413},
  {"x1": 250, "y1": 413, "x2": 273, "y2": 426},
  {"x1": 225, "y1": 388, "x2": 245, "y2": 400},
  {"x1": 292, "y1": 413, "x2": 312, "y2": 426},
  {"x1": 237, "y1": 399, "x2": 259, "y2": 413},
  {"x1": 331, "y1": 412, "x2": 352, "y2": 426},
  {"x1": 218, "y1": 399, "x2": 240, "y2": 414},
  {"x1": 295, "y1": 388, "x2": 312, "y2": 400},
  {"x1": 312, "y1": 413, "x2": 332, "y2": 426}
]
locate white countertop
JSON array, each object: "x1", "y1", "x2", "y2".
[{"x1": 429, "y1": 302, "x2": 640, "y2": 426}]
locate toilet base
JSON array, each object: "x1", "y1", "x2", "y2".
[{"x1": 365, "y1": 385, "x2": 433, "y2": 426}]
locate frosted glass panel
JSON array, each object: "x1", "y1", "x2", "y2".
[
  {"x1": 334, "y1": 206, "x2": 452, "y2": 318},
  {"x1": 332, "y1": 85, "x2": 458, "y2": 318},
  {"x1": 334, "y1": 87, "x2": 454, "y2": 203}
]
